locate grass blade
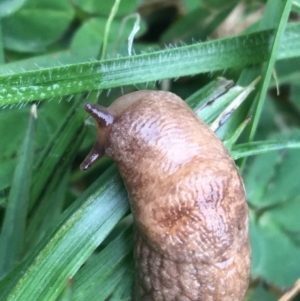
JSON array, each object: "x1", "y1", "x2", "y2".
[
  {"x1": 231, "y1": 140, "x2": 300, "y2": 160},
  {"x1": 0, "y1": 105, "x2": 37, "y2": 278},
  {"x1": 0, "y1": 164, "x2": 129, "y2": 301},
  {"x1": 249, "y1": 0, "x2": 293, "y2": 140},
  {"x1": 72, "y1": 224, "x2": 133, "y2": 301},
  {"x1": 29, "y1": 96, "x2": 85, "y2": 209},
  {"x1": 0, "y1": 22, "x2": 299, "y2": 105}
]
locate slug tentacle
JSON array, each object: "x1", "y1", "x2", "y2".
[
  {"x1": 80, "y1": 141, "x2": 104, "y2": 171},
  {"x1": 83, "y1": 102, "x2": 114, "y2": 127},
  {"x1": 80, "y1": 102, "x2": 114, "y2": 170},
  {"x1": 80, "y1": 90, "x2": 251, "y2": 301}
]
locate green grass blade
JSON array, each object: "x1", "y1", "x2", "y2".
[
  {"x1": 109, "y1": 263, "x2": 134, "y2": 301},
  {"x1": 25, "y1": 169, "x2": 70, "y2": 253},
  {"x1": 249, "y1": 0, "x2": 293, "y2": 140},
  {"x1": 231, "y1": 140, "x2": 300, "y2": 160},
  {"x1": 0, "y1": 22, "x2": 300, "y2": 105},
  {"x1": 210, "y1": 77, "x2": 259, "y2": 132},
  {"x1": 185, "y1": 77, "x2": 234, "y2": 116},
  {"x1": 72, "y1": 224, "x2": 133, "y2": 301},
  {"x1": 0, "y1": 105, "x2": 37, "y2": 278},
  {"x1": 224, "y1": 117, "x2": 252, "y2": 151},
  {"x1": 76, "y1": 256, "x2": 132, "y2": 301},
  {"x1": 101, "y1": 0, "x2": 121, "y2": 60},
  {"x1": 1, "y1": 164, "x2": 129, "y2": 301},
  {"x1": 29, "y1": 96, "x2": 85, "y2": 209},
  {"x1": 0, "y1": 21, "x2": 4, "y2": 64}
]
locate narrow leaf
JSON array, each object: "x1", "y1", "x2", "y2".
[
  {"x1": 0, "y1": 22, "x2": 299, "y2": 105},
  {"x1": 231, "y1": 140, "x2": 300, "y2": 160},
  {"x1": 250, "y1": 0, "x2": 293, "y2": 140},
  {"x1": 0, "y1": 0, "x2": 26, "y2": 17},
  {"x1": 73, "y1": 224, "x2": 133, "y2": 301},
  {"x1": 1, "y1": 165, "x2": 129, "y2": 301},
  {"x1": 210, "y1": 77, "x2": 259, "y2": 132},
  {"x1": 29, "y1": 96, "x2": 85, "y2": 209},
  {"x1": 0, "y1": 105, "x2": 37, "y2": 278}
]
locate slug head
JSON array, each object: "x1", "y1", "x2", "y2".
[
  {"x1": 80, "y1": 91, "x2": 152, "y2": 171},
  {"x1": 80, "y1": 102, "x2": 114, "y2": 171}
]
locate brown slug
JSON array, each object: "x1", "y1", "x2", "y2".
[{"x1": 80, "y1": 90, "x2": 251, "y2": 301}]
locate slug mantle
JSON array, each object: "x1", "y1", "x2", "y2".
[{"x1": 81, "y1": 90, "x2": 251, "y2": 301}]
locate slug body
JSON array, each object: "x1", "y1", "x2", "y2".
[{"x1": 81, "y1": 91, "x2": 251, "y2": 301}]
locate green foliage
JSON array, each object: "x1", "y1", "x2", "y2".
[
  {"x1": 0, "y1": 0, "x2": 299, "y2": 300},
  {"x1": 2, "y1": 0, "x2": 75, "y2": 52}
]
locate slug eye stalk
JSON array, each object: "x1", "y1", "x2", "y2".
[{"x1": 80, "y1": 102, "x2": 114, "y2": 171}]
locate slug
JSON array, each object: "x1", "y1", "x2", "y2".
[{"x1": 80, "y1": 90, "x2": 251, "y2": 301}]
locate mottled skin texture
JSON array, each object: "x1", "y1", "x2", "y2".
[{"x1": 81, "y1": 91, "x2": 251, "y2": 301}]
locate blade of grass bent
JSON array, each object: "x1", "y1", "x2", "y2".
[
  {"x1": 210, "y1": 77, "x2": 260, "y2": 132},
  {"x1": 185, "y1": 77, "x2": 234, "y2": 114},
  {"x1": 0, "y1": 105, "x2": 37, "y2": 278},
  {"x1": 1, "y1": 164, "x2": 129, "y2": 301}
]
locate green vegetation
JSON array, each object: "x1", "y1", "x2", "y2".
[{"x1": 0, "y1": 0, "x2": 300, "y2": 300}]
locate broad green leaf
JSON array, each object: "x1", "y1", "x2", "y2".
[
  {"x1": 244, "y1": 150, "x2": 279, "y2": 207},
  {"x1": 73, "y1": 0, "x2": 140, "y2": 17},
  {"x1": 202, "y1": 0, "x2": 237, "y2": 8},
  {"x1": 2, "y1": 0, "x2": 75, "y2": 52},
  {"x1": 0, "y1": 105, "x2": 36, "y2": 278},
  {"x1": 0, "y1": 107, "x2": 30, "y2": 191},
  {"x1": 250, "y1": 213, "x2": 300, "y2": 287},
  {"x1": 264, "y1": 197, "x2": 300, "y2": 233},
  {"x1": 272, "y1": 56, "x2": 300, "y2": 87},
  {"x1": 71, "y1": 17, "x2": 146, "y2": 58},
  {"x1": 0, "y1": 100, "x2": 75, "y2": 194},
  {"x1": 292, "y1": 0, "x2": 300, "y2": 13},
  {"x1": 0, "y1": 107, "x2": 31, "y2": 160},
  {"x1": 246, "y1": 282, "x2": 277, "y2": 301},
  {"x1": 161, "y1": 2, "x2": 237, "y2": 43},
  {"x1": 0, "y1": 0, "x2": 26, "y2": 17},
  {"x1": 182, "y1": 0, "x2": 200, "y2": 12},
  {"x1": 243, "y1": 131, "x2": 300, "y2": 207}
]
